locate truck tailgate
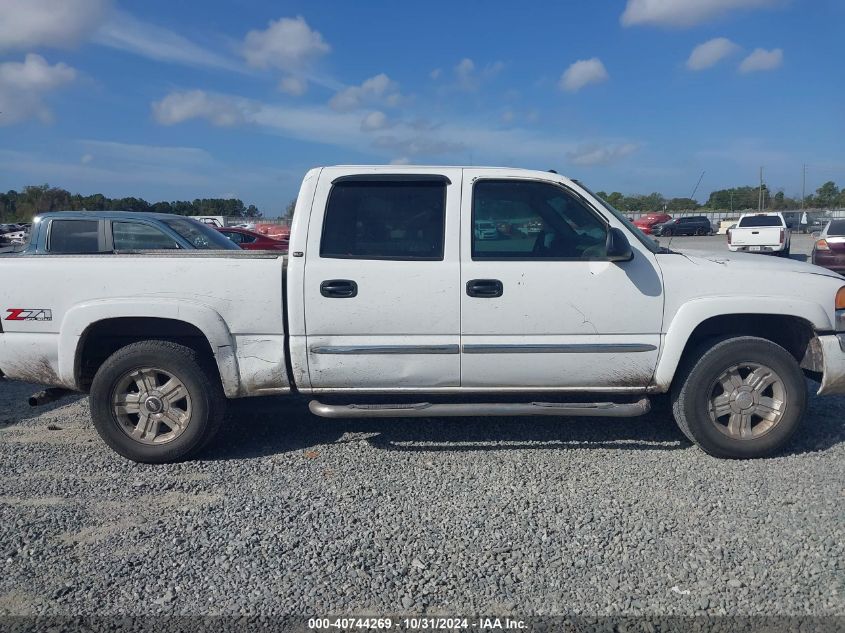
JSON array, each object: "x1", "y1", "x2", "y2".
[{"x1": 730, "y1": 227, "x2": 783, "y2": 246}]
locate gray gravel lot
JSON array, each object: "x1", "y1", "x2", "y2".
[{"x1": 1, "y1": 235, "x2": 843, "y2": 618}]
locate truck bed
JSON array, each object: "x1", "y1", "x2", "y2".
[{"x1": 0, "y1": 251, "x2": 290, "y2": 397}]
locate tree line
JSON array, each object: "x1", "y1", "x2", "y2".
[
  {"x1": 596, "y1": 180, "x2": 845, "y2": 213},
  {"x1": 0, "y1": 185, "x2": 263, "y2": 223}
]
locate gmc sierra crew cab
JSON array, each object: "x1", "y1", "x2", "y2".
[
  {"x1": 728, "y1": 212, "x2": 791, "y2": 256},
  {"x1": 1, "y1": 166, "x2": 844, "y2": 463}
]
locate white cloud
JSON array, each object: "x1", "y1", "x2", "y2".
[
  {"x1": 390, "y1": 157, "x2": 411, "y2": 165},
  {"x1": 361, "y1": 111, "x2": 390, "y2": 131},
  {"x1": 242, "y1": 16, "x2": 330, "y2": 71},
  {"x1": 686, "y1": 37, "x2": 740, "y2": 70},
  {"x1": 560, "y1": 58, "x2": 609, "y2": 93},
  {"x1": 94, "y1": 9, "x2": 242, "y2": 72},
  {"x1": 621, "y1": 0, "x2": 780, "y2": 28},
  {"x1": 80, "y1": 153, "x2": 94, "y2": 164},
  {"x1": 452, "y1": 58, "x2": 504, "y2": 91},
  {"x1": 738, "y1": 47, "x2": 783, "y2": 73},
  {"x1": 152, "y1": 90, "x2": 255, "y2": 126},
  {"x1": 279, "y1": 76, "x2": 307, "y2": 96},
  {"x1": 567, "y1": 143, "x2": 639, "y2": 166},
  {"x1": 0, "y1": 0, "x2": 109, "y2": 51},
  {"x1": 150, "y1": 88, "x2": 644, "y2": 170},
  {"x1": 329, "y1": 73, "x2": 402, "y2": 111},
  {"x1": 0, "y1": 54, "x2": 76, "y2": 125},
  {"x1": 429, "y1": 68, "x2": 441, "y2": 80}
]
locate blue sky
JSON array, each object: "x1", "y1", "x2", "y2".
[{"x1": 1, "y1": 0, "x2": 843, "y2": 215}]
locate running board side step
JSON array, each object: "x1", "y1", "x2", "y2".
[{"x1": 309, "y1": 398, "x2": 651, "y2": 419}]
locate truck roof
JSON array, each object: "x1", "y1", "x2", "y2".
[{"x1": 32, "y1": 211, "x2": 194, "y2": 222}]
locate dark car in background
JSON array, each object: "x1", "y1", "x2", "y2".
[
  {"x1": 652, "y1": 215, "x2": 712, "y2": 237},
  {"x1": 4, "y1": 212, "x2": 240, "y2": 255},
  {"x1": 812, "y1": 220, "x2": 845, "y2": 274},
  {"x1": 217, "y1": 227, "x2": 288, "y2": 251}
]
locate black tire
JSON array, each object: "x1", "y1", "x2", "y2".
[
  {"x1": 671, "y1": 336, "x2": 806, "y2": 459},
  {"x1": 90, "y1": 340, "x2": 226, "y2": 463},
  {"x1": 662, "y1": 229, "x2": 673, "y2": 237},
  {"x1": 780, "y1": 245, "x2": 791, "y2": 257},
  {"x1": 695, "y1": 228, "x2": 706, "y2": 236}
]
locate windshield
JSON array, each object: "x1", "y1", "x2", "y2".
[
  {"x1": 738, "y1": 215, "x2": 783, "y2": 228},
  {"x1": 575, "y1": 182, "x2": 662, "y2": 254},
  {"x1": 162, "y1": 218, "x2": 240, "y2": 250}
]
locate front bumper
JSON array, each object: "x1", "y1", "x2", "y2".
[{"x1": 809, "y1": 334, "x2": 845, "y2": 396}]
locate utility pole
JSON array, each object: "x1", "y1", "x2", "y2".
[
  {"x1": 801, "y1": 163, "x2": 806, "y2": 211},
  {"x1": 758, "y1": 167, "x2": 764, "y2": 213}
]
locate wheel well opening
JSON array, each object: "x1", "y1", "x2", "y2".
[
  {"x1": 75, "y1": 318, "x2": 217, "y2": 392},
  {"x1": 674, "y1": 314, "x2": 816, "y2": 387}
]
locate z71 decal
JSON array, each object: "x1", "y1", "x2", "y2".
[{"x1": 5, "y1": 309, "x2": 53, "y2": 322}]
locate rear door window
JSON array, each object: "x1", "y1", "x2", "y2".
[
  {"x1": 48, "y1": 220, "x2": 102, "y2": 253},
  {"x1": 320, "y1": 180, "x2": 446, "y2": 260}
]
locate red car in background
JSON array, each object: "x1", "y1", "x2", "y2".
[
  {"x1": 633, "y1": 213, "x2": 672, "y2": 235},
  {"x1": 255, "y1": 223, "x2": 291, "y2": 241},
  {"x1": 216, "y1": 227, "x2": 288, "y2": 251}
]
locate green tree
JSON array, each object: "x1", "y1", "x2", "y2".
[
  {"x1": 816, "y1": 181, "x2": 840, "y2": 208},
  {"x1": 666, "y1": 197, "x2": 700, "y2": 211},
  {"x1": 284, "y1": 199, "x2": 297, "y2": 220}
]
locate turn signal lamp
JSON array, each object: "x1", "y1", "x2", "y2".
[
  {"x1": 836, "y1": 286, "x2": 845, "y2": 311},
  {"x1": 816, "y1": 239, "x2": 830, "y2": 251}
]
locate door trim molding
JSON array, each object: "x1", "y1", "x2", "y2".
[
  {"x1": 461, "y1": 343, "x2": 657, "y2": 354},
  {"x1": 311, "y1": 344, "x2": 460, "y2": 355}
]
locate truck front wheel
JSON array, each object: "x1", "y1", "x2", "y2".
[
  {"x1": 89, "y1": 340, "x2": 225, "y2": 463},
  {"x1": 671, "y1": 336, "x2": 806, "y2": 458}
]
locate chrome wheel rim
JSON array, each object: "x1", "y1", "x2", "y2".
[
  {"x1": 111, "y1": 368, "x2": 192, "y2": 445},
  {"x1": 707, "y1": 362, "x2": 786, "y2": 440}
]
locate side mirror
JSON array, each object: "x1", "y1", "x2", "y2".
[{"x1": 606, "y1": 227, "x2": 634, "y2": 262}]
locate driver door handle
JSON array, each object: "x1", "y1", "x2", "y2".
[{"x1": 466, "y1": 279, "x2": 503, "y2": 298}]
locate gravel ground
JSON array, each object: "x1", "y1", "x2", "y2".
[
  {"x1": 1, "y1": 235, "x2": 842, "y2": 618},
  {"x1": 0, "y1": 376, "x2": 843, "y2": 617}
]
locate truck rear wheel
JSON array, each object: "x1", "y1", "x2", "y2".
[
  {"x1": 671, "y1": 336, "x2": 806, "y2": 458},
  {"x1": 89, "y1": 340, "x2": 225, "y2": 463}
]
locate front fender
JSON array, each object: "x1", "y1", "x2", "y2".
[
  {"x1": 60, "y1": 298, "x2": 241, "y2": 397},
  {"x1": 652, "y1": 297, "x2": 832, "y2": 390}
]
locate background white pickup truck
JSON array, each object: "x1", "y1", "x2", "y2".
[
  {"x1": 1, "y1": 166, "x2": 844, "y2": 462},
  {"x1": 728, "y1": 212, "x2": 791, "y2": 256}
]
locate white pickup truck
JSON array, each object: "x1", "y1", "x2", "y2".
[
  {"x1": 1, "y1": 166, "x2": 844, "y2": 463},
  {"x1": 727, "y1": 212, "x2": 791, "y2": 256}
]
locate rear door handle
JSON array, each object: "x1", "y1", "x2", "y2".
[
  {"x1": 466, "y1": 279, "x2": 503, "y2": 298},
  {"x1": 320, "y1": 279, "x2": 358, "y2": 298}
]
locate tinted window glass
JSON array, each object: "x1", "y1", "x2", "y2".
[
  {"x1": 49, "y1": 220, "x2": 100, "y2": 253},
  {"x1": 739, "y1": 215, "x2": 783, "y2": 227},
  {"x1": 221, "y1": 230, "x2": 243, "y2": 244},
  {"x1": 162, "y1": 218, "x2": 240, "y2": 250},
  {"x1": 826, "y1": 220, "x2": 845, "y2": 236},
  {"x1": 472, "y1": 180, "x2": 607, "y2": 259},
  {"x1": 113, "y1": 222, "x2": 180, "y2": 250},
  {"x1": 321, "y1": 181, "x2": 446, "y2": 260}
]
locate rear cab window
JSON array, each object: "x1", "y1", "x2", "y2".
[
  {"x1": 739, "y1": 215, "x2": 784, "y2": 228},
  {"x1": 321, "y1": 179, "x2": 446, "y2": 260}
]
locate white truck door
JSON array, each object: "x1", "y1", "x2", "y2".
[
  {"x1": 459, "y1": 170, "x2": 664, "y2": 390},
  {"x1": 303, "y1": 168, "x2": 462, "y2": 390}
]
